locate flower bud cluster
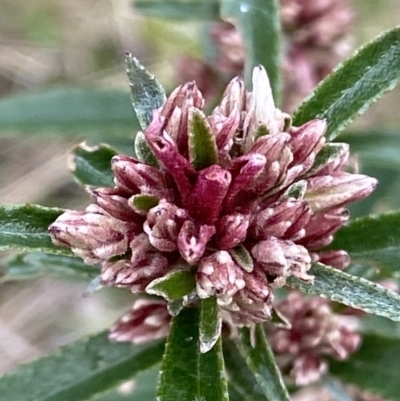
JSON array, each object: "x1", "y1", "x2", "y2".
[
  {"x1": 49, "y1": 66, "x2": 376, "y2": 342},
  {"x1": 266, "y1": 292, "x2": 361, "y2": 385}
]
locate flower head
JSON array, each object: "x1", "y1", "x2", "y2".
[
  {"x1": 266, "y1": 292, "x2": 361, "y2": 385},
  {"x1": 49, "y1": 66, "x2": 376, "y2": 334}
]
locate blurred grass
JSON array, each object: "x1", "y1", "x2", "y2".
[{"x1": 0, "y1": 0, "x2": 399, "y2": 376}]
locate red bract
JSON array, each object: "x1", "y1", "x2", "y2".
[{"x1": 49, "y1": 66, "x2": 376, "y2": 340}]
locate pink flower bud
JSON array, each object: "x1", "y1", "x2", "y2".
[
  {"x1": 178, "y1": 220, "x2": 216, "y2": 265},
  {"x1": 215, "y1": 213, "x2": 250, "y2": 249},
  {"x1": 197, "y1": 251, "x2": 245, "y2": 305},
  {"x1": 49, "y1": 205, "x2": 129, "y2": 264},
  {"x1": 250, "y1": 198, "x2": 311, "y2": 241},
  {"x1": 89, "y1": 187, "x2": 143, "y2": 225},
  {"x1": 313, "y1": 249, "x2": 351, "y2": 270},
  {"x1": 300, "y1": 208, "x2": 349, "y2": 249},
  {"x1": 143, "y1": 200, "x2": 188, "y2": 252},
  {"x1": 305, "y1": 172, "x2": 378, "y2": 212},
  {"x1": 188, "y1": 165, "x2": 231, "y2": 224},
  {"x1": 109, "y1": 299, "x2": 171, "y2": 343},
  {"x1": 251, "y1": 238, "x2": 312, "y2": 285},
  {"x1": 112, "y1": 155, "x2": 173, "y2": 201},
  {"x1": 145, "y1": 130, "x2": 197, "y2": 205}
]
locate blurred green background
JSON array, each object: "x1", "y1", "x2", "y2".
[{"x1": 0, "y1": 0, "x2": 399, "y2": 378}]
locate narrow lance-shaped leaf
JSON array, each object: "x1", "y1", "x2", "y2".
[
  {"x1": 70, "y1": 143, "x2": 117, "y2": 187},
  {"x1": 287, "y1": 263, "x2": 400, "y2": 321},
  {"x1": 223, "y1": 339, "x2": 272, "y2": 401},
  {"x1": 126, "y1": 54, "x2": 166, "y2": 130},
  {"x1": 134, "y1": 131, "x2": 159, "y2": 167},
  {"x1": 1, "y1": 252, "x2": 98, "y2": 282},
  {"x1": 293, "y1": 26, "x2": 400, "y2": 140},
  {"x1": 330, "y1": 335, "x2": 400, "y2": 401},
  {"x1": 199, "y1": 296, "x2": 222, "y2": 353},
  {"x1": 0, "y1": 331, "x2": 164, "y2": 401},
  {"x1": 0, "y1": 88, "x2": 136, "y2": 134},
  {"x1": 239, "y1": 325, "x2": 290, "y2": 401},
  {"x1": 329, "y1": 211, "x2": 400, "y2": 278},
  {"x1": 134, "y1": 0, "x2": 220, "y2": 20},
  {"x1": 189, "y1": 109, "x2": 218, "y2": 170},
  {"x1": 145, "y1": 269, "x2": 196, "y2": 301},
  {"x1": 0, "y1": 205, "x2": 70, "y2": 255},
  {"x1": 158, "y1": 307, "x2": 229, "y2": 401},
  {"x1": 220, "y1": 0, "x2": 281, "y2": 100}
]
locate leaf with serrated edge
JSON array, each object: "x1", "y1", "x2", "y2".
[
  {"x1": 288, "y1": 263, "x2": 400, "y2": 321},
  {"x1": 1, "y1": 252, "x2": 97, "y2": 282},
  {"x1": 126, "y1": 54, "x2": 166, "y2": 130},
  {"x1": 239, "y1": 325, "x2": 290, "y2": 401},
  {"x1": 223, "y1": 340, "x2": 266, "y2": 401},
  {"x1": 221, "y1": 0, "x2": 281, "y2": 100},
  {"x1": 0, "y1": 331, "x2": 164, "y2": 401},
  {"x1": 200, "y1": 296, "x2": 222, "y2": 353},
  {"x1": 145, "y1": 269, "x2": 196, "y2": 301},
  {"x1": 331, "y1": 335, "x2": 400, "y2": 401},
  {"x1": 157, "y1": 307, "x2": 229, "y2": 401},
  {"x1": 329, "y1": 211, "x2": 400, "y2": 277},
  {"x1": 70, "y1": 142, "x2": 117, "y2": 187},
  {"x1": 293, "y1": 26, "x2": 400, "y2": 140},
  {"x1": 189, "y1": 109, "x2": 218, "y2": 170},
  {"x1": 0, "y1": 205, "x2": 70, "y2": 255}
]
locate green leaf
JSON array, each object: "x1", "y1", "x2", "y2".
[
  {"x1": 229, "y1": 245, "x2": 254, "y2": 273},
  {"x1": 125, "y1": 54, "x2": 166, "y2": 130},
  {"x1": 70, "y1": 143, "x2": 117, "y2": 187},
  {"x1": 293, "y1": 26, "x2": 400, "y2": 140},
  {"x1": 145, "y1": 269, "x2": 196, "y2": 301},
  {"x1": 130, "y1": 194, "x2": 159, "y2": 214},
  {"x1": 0, "y1": 331, "x2": 164, "y2": 401},
  {"x1": 134, "y1": 131, "x2": 159, "y2": 167},
  {"x1": 189, "y1": 109, "x2": 218, "y2": 170},
  {"x1": 0, "y1": 88, "x2": 137, "y2": 134},
  {"x1": 287, "y1": 263, "x2": 400, "y2": 321},
  {"x1": 158, "y1": 307, "x2": 229, "y2": 401},
  {"x1": 135, "y1": 0, "x2": 220, "y2": 20},
  {"x1": 239, "y1": 325, "x2": 290, "y2": 401},
  {"x1": 0, "y1": 205, "x2": 70, "y2": 255},
  {"x1": 329, "y1": 212, "x2": 400, "y2": 278},
  {"x1": 221, "y1": 0, "x2": 281, "y2": 99},
  {"x1": 89, "y1": 365, "x2": 158, "y2": 401},
  {"x1": 223, "y1": 340, "x2": 266, "y2": 401},
  {"x1": 330, "y1": 335, "x2": 400, "y2": 401},
  {"x1": 199, "y1": 296, "x2": 222, "y2": 353},
  {"x1": 1, "y1": 252, "x2": 97, "y2": 282}
]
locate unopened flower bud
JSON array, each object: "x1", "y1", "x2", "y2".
[
  {"x1": 300, "y1": 208, "x2": 349, "y2": 249},
  {"x1": 313, "y1": 249, "x2": 351, "y2": 270},
  {"x1": 188, "y1": 165, "x2": 231, "y2": 224},
  {"x1": 252, "y1": 238, "x2": 312, "y2": 285},
  {"x1": 305, "y1": 173, "x2": 377, "y2": 212},
  {"x1": 49, "y1": 205, "x2": 129, "y2": 264},
  {"x1": 251, "y1": 199, "x2": 311, "y2": 241},
  {"x1": 197, "y1": 251, "x2": 245, "y2": 305},
  {"x1": 112, "y1": 155, "x2": 173, "y2": 201},
  {"x1": 89, "y1": 187, "x2": 143, "y2": 225},
  {"x1": 178, "y1": 220, "x2": 216, "y2": 264},
  {"x1": 143, "y1": 200, "x2": 188, "y2": 252},
  {"x1": 215, "y1": 213, "x2": 250, "y2": 249},
  {"x1": 109, "y1": 299, "x2": 171, "y2": 343}
]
